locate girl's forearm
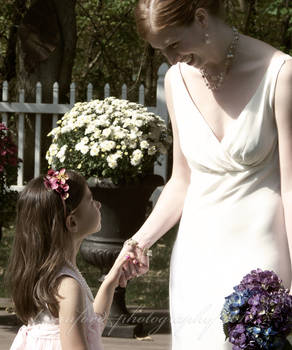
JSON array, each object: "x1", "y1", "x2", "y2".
[
  {"x1": 131, "y1": 177, "x2": 189, "y2": 250},
  {"x1": 93, "y1": 279, "x2": 116, "y2": 329}
]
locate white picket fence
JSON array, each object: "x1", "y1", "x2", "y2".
[{"x1": 0, "y1": 63, "x2": 170, "y2": 203}]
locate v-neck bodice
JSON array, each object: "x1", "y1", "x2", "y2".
[
  {"x1": 177, "y1": 54, "x2": 291, "y2": 146},
  {"x1": 170, "y1": 53, "x2": 292, "y2": 176}
]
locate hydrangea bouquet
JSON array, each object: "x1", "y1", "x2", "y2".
[
  {"x1": 220, "y1": 268, "x2": 292, "y2": 350},
  {"x1": 46, "y1": 97, "x2": 172, "y2": 185}
]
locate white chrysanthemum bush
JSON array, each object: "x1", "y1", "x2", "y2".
[{"x1": 46, "y1": 97, "x2": 172, "y2": 185}]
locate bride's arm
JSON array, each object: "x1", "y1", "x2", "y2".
[
  {"x1": 116, "y1": 68, "x2": 191, "y2": 283},
  {"x1": 131, "y1": 177, "x2": 189, "y2": 250},
  {"x1": 130, "y1": 67, "x2": 191, "y2": 250}
]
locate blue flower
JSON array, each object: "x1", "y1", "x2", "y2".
[
  {"x1": 252, "y1": 326, "x2": 261, "y2": 335},
  {"x1": 263, "y1": 327, "x2": 277, "y2": 337},
  {"x1": 220, "y1": 268, "x2": 292, "y2": 350}
]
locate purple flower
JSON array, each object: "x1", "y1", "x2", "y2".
[
  {"x1": 230, "y1": 324, "x2": 247, "y2": 347},
  {"x1": 234, "y1": 269, "x2": 283, "y2": 294},
  {"x1": 221, "y1": 269, "x2": 292, "y2": 349}
]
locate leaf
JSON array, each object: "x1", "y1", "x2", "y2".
[
  {"x1": 268, "y1": 8, "x2": 278, "y2": 16},
  {"x1": 280, "y1": 8, "x2": 288, "y2": 16},
  {"x1": 223, "y1": 322, "x2": 229, "y2": 340}
]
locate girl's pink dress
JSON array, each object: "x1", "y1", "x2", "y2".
[{"x1": 9, "y1": 265, "x2": 105, "y2": 350}]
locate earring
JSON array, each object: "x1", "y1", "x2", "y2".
[{"x1": 205, "y1": 33, "x2": 211, "y2": 45}]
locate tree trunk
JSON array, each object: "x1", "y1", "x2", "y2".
[
  {"x1": 17, "y1": 0, "x2": 77, "y2": 103},
  {"x1": 243, "y1": 0, "x2": 257, "y2": 35},
  {"x1": 144, "y1": 44, "x2": 156, "y2": 106},
  {"x1": 16, "y1": 0, "x2": 77, "y2": 181},
  {"x1": 238, "y1": 0, "x2": 248, "y2": 12}
]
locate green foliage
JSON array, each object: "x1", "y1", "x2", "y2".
[
  {"x1": 71, "y1": 0, "x2": 292, "y2": 101},
  {"x1": 0, "y1": 0, "x2": 291, "y2": 101},
  {"x1": 223, "y1": 0, "x2": 292, "y2": 56},
  {"x1": 0, "y1": 1, "x2": 14, "y2": 69},
  {"x1": 73, "y1": 0, "x2": 146, "y2": 102},
  {"x1": 262, "y1": 0, "x2": 292, "y2": 55},
  {"x1": 0, "y1": 0, "x2": 29, "y2": 81}
]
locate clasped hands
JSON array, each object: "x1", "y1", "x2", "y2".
[{"x1": 107, "y1": 239, "x2": 150, "y2": 288}]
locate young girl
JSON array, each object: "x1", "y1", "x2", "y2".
[{"x1": 5, "y1": 168, "x2": 140, "y2": 350}]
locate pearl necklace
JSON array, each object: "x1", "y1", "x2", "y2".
[
  {"x1": 65, "y1": 260, "x2": 94, "y2": 302},
  {"x1": 199, "y1": 26, "x2": 239, "y2": 91}
]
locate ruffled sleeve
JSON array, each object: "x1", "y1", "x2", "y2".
[
  {"x1": 9, "y1": 323, "x2": 61, "y2": 350},
  {"x1": 9, "y1": 325, "x2": 28, "y2": 349}
]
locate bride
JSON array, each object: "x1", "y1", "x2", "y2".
[{"x1": 113, "y1": 0, "x2": 292, "y2": 349}]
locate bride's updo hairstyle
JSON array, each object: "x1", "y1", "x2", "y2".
[{"x1": 134, "y1": 0, "x2": 225, "y2": 40}]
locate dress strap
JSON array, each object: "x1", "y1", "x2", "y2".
[
  {"x1": 268, "y1": 54, "x2": 292, "y2": 109},
  {"x1": 56, "y1": 265, "x2": 83, "y2": 285},
  {"x1": 55, "y1": 266, "x2": 85, "y2": 296},
  {"x1": 56, "y1": 265, "x2": 94, "y2": 303}
]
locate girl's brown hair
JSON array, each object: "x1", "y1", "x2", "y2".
[
  {"x1": 134, "y1": 0, "x2": 224, "y2": 40},
  {"x1": 4, "y1": 170, "x2": 87, "y2": 324}
]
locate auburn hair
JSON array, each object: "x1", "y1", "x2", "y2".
[
  {"x1": 4, "y1": 170, "x2": 87, "y2": 324},
  {"x1": 134, "y1": 0, "x2": 224, "y2": 40}
]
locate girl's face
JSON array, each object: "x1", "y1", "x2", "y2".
[{"x1": 70, "y1": 185, "x2": 101, "y2": 237}]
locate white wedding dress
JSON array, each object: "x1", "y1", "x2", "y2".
[{"x1": 168, "y1": 54, "x2": 292, "y2": 349}]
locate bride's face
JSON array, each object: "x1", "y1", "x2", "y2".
[{"x1": 147, "y1": 9, "x2": 210, "y2": 68}]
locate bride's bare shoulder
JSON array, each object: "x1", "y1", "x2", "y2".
[
  {"x1": 164, "y1": 63, "x2": 178, "y2": 91},
  {"x1": 241, "y1": 34, "x2": 285, "y2": 63}
]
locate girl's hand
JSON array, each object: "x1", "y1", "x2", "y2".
[
  {"x1": 104, "y1": 251, "x2": 137, "y2": 289},
  {"x1": 118, "y1": 269, "x2": 128, "y2": 288}
]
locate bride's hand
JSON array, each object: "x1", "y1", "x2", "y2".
[
  {"x1": 121, "y1": 243, "x2": 150, "y2": 279},
  {"x1": 132, "y1": 245, "x2": 149, "y2": 275},
  {"x1": 115, "y1": 242, "x2": 150, "y2": 284}
]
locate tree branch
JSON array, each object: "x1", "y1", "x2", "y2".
[{"x1": 76, "y1": 0, "x2": 133, "y2": 80}]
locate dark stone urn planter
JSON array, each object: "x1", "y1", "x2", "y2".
[{"x1": 80, "y1": 173, "x2": 164, "y2": 338}]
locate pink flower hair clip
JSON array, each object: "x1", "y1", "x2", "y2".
[{"x1": 44, "y1": 168, "x2": 70, "y2": 200}]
